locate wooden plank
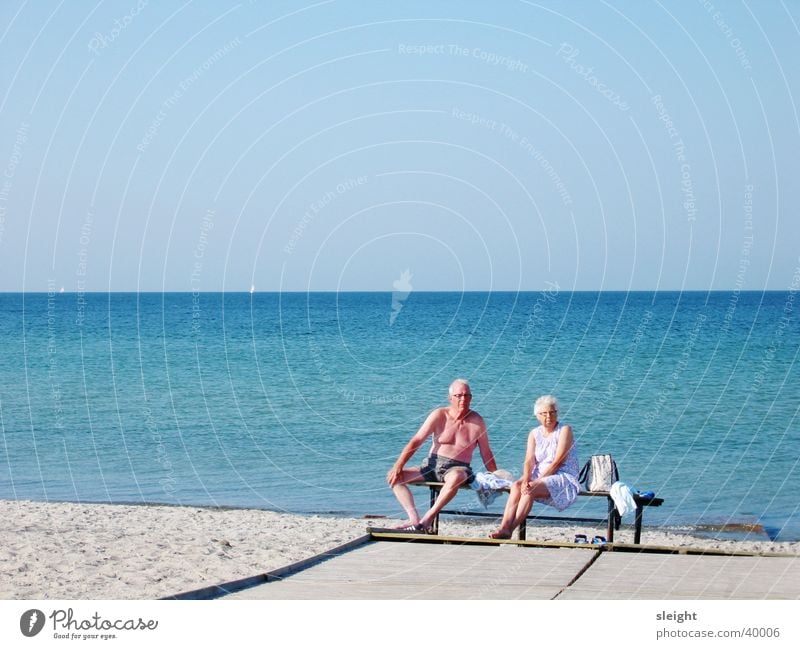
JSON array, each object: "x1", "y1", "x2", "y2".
[
  {"x1": 411, "y1": 480, "x2": 663, "y2": 506},
  {"x1": 558, "y1": 552, "x2": 800, "y2": 599},
  {"x1": 369, "y1": 529, "x2": 608, "y2": 550},
  {"x1": 610, "y1": 542, "x2": 800, "y2": 558}
]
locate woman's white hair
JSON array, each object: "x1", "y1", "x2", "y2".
[{"x1": 534, "y1": 394, "x2": 559, "y2": 414}]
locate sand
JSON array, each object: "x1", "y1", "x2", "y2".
[{"x1": 2, "y1": 499, "x2": 797, "y2": 600}]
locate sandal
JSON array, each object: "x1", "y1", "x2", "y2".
[{"x1": 574, "y1": 534, "x2": 588, "y2": 544}]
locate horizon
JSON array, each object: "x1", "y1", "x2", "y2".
[{"x1": 4, "y1": 288, "x2": 795, "y2": 295}]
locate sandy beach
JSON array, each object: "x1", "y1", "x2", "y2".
[{"x1": 2, "y1": 499, "x2": 797, "y2": 600}]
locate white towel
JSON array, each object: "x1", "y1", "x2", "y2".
[
  {"x1": 471, "y1": 470, "x2": 514, "y2": 508},
  {"x1": 609, "y1": 481, "x2": 637, "y2": 518}
]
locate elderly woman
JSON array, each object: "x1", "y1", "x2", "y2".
[{"x1": 489, "y1": 395, "x2": 580, "y2": 539}]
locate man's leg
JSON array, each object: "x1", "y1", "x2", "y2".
[
  {"x1": 391, "y1": 468, "x2": 424, "y2": 527},
  {"x1": 418, "y1": 467, "x2": 468, "y2": 529}
]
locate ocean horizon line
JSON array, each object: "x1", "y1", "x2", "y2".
[{"x1": 1, "y1": 289, "x2": 791, "y2": 295}]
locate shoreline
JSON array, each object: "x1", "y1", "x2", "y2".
[
  {"x1": 2, "y1": 499, "x2": 798, "y2": 600},
  {"x1": 9, "y1": 495, "x2": 793, "y2": 542}
]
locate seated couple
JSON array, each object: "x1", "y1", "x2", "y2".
[{"x1": 387, "y1": 379, "x2": 580, "y2": 537}]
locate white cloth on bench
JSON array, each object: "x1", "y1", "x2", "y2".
[
  {"x1": 471, "y1": 471, "x2": 514, "y2": 508},
  {"x1": 610, "y1": 481, "x2": 637, "y2": 518}
]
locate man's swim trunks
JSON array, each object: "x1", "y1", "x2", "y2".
[{"x1": 420, "y1": 454, "x2": 475, "y2": 484}]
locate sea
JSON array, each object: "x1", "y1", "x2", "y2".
[{"x1": 1, "y1": 291, "x2": 798, "y2": 541}]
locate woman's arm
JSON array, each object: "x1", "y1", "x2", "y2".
[{"x1": 520, "y1": 430, "x2": 537, "y2": 492}]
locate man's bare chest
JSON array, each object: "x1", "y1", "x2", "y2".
[{"x1": 436, "y1": 419, "x2": 479, "y2": 445}]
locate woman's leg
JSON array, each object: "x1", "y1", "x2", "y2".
[
  {"x1": 509, "y1": 480, "x2": 551, "y2": 531},
  {"x1": 489, "y1": 479, "x2": 524, "y2": 538}
]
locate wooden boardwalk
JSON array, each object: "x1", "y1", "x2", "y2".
[
  {"x1": 224, "y1": 540, "x2": 594, "y2": 600},
  {"x1": 218, "y1": 534, "x2": 800, "y2": 600}
]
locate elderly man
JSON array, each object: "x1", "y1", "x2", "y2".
[{"x1": 387, "y1": 379, "x2": 497, "y2": 532}]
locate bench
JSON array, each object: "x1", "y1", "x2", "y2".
[{"x1": 411, "y1": 481, "x2": 663, "y2": 544}]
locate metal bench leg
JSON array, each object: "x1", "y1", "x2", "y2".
[
  {"x1": 429, "y1": 486, "x2": 440, "y2": 535},
  {"x1": 634, "y1": 505, "x2": 644, "y2": 544},
  {"x1": 606, "y1": 497, "x2": 615, "y2": 543}
]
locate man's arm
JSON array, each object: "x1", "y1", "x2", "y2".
[
  {"x1": 476, "y1": 417, "x2": 498, "y2": 472},
  {"x1": 386, "y1": 409, "x2": 441, "y2": 486}
]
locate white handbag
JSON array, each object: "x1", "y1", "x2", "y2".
[{"x1": 578, "y1": 454, "x2": 619, "y2": 491}]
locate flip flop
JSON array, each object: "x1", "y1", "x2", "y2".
[
  {"x1": 399, "y1": 523, "x2": 433, "y2": 534},
  {"x1": 574, "y1": 534, "x2": 588, "y2": 544},
  {"x1": 592, "y1": 535, "x2": 607, "y2": 545}
]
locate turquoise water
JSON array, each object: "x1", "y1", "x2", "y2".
[{"x1": 1, "y1": 291, "x2": 798, "y2": 540}]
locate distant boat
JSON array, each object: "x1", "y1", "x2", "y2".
[
  {"x1": 59, "y1": 287, "x2": 64, "y2": 293},
  {"x1": 250, "y1": 285, "x2": 255, "y2": 294}
]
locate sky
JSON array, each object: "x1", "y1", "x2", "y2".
[{"x1": 0, "y1": 0, "x2": 798, "y2": 292}]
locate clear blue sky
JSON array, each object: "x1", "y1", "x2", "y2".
[{"x1": 1, "y1": 0, "x2": 798, "y2": 292}]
